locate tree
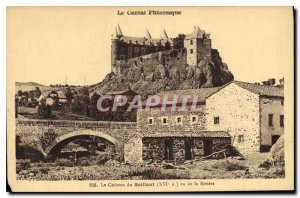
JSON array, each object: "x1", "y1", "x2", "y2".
[
  {"x1": 65, "y1": 87, "x2": 74, "y2": 103},
  {"x1": 35, "y1": 87, "x2": 42, "y2": 98},
  {"x1": 37, "y1": 99, "x2": 52, "y2": 118},
  {"x1": 17, "y1": 90, "x2": 23, "y2": 96},
  {"x1": 89, "y1": 92, "x2": 100, "y2": 118}
]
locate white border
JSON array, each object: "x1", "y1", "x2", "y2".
[{"x1": 1, "y1": 0, "x2": 299, "y2": 196}]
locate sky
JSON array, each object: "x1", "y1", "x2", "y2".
[{"x1": 7, "y1": 7, "x2": 293, "y2": 86}]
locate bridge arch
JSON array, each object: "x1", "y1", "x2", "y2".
[{"x1": 45, "y1": 130, "x2": 119, "y2": 159}]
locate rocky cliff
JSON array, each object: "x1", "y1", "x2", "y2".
[{"x1": 89, "y1": 49, "x2": 234, "y2": 97}]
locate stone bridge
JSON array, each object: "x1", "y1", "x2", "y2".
[{"x1": 16, "y1": 119, "x2": 137, "y2": 159}]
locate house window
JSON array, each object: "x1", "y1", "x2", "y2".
[
  {"x1": 238, "y1": 135, "x2": 244, "y2": 143},
  {"x1": 161, "y1": 117, "x2": 168, "y2": 125},
  {"x1": 148, "y1": 117, "x2": 154, "y2": 125},
  {"x1": 280, "y1": 115, "x2": 284, "y2": 127},
  {"x1": 268, "y1": 114, "x2": 273, "y2": 127},
  {"x1": 176, "y1": 116, "x2": 183, "y2": 125},
  {"x1": 190, "y1": 40, "x2": 193, "y2": 45},
  {"x1": 190, "y1": 115, "x2": 198, "y2": 124},
  {"x1": 190, "y1": 49, "x2": 193, "y2": 54},
  {"x1": 214, "y1": 117, "x2": 219, "y2": 125}
]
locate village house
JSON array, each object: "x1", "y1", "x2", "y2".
[
  {"x1": 205, "y1": 81, "x2": 284, "y2": 153},
  {"x1": 124, "y1": 81, "x2": 284, "y2": 163}
]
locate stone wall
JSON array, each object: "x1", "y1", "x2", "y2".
[
  {"x1": 142, "y1": 138, "x2": 164, "y2": 161},
  {"x1": 137, "y1": 105, "x2": 206, "y2": 134},
  {"x1": 115, "y1": 48, "x2": 187, "y2": 75},
  {"x1": 206, "y1": 83, "x2": 261, "y2": 154},
  {"x1": 136, "y1": 137, "x2": 230, "y2": 164},
  {"x1": 124, "y1": 135, "x2": 143, "y2": 163},
  {"x1": 193, "y1": 138, "x2": 204, "y2": 159},
  {"x1": 173, "y1": 139, "x2": 185, "y2": 162}
]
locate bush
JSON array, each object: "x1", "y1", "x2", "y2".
[
  {"x1": 54, "y1": 158, "x2": 74, "y2": 167},
  {"x1": 259, "y1": 160, "x2": 272, "y2": 170},
  {"x1": 77, "y1": 157, "x2": 91, "y2": 166},
  {"x1": 16, "y1": 159, "x2": 31, "y2": 173}
]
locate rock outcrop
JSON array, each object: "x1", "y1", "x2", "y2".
[{"x1": 89, "y1": 49, "x2": 234, "y2": 97}]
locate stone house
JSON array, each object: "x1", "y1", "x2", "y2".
[
  {"x1": 124, "y1": 81, "x2": 284, "y2": 163},
  {"x1": 205, "y1": 81, "x2": 284, "y2": 154},
  {"x1": 124, "y1": 87, "x2": 232, "y2": 163}
]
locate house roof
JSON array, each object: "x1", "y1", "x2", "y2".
[
  {"x1": 156, "y1": 86, "x2": 224, "y2": 103},
  {"x1": 234, "y1": 81, "x2": 284, "y2": 97},
  {"x1": 141, "y1": 131, "x2": 231, "y2": 138}
]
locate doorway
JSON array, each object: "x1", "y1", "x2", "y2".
[
  {"x1": 164, "y1": 139, "x2": 174, "y2": 161},
  {"x1": 272, "y1": 135, "x2": 280, "y2": 145},
  {"x1": 184, "y1": 138, "x2": 194, "y2": 160},
  {"x1": 203, "y1": 138, "x2": 213, "y2": 156}
]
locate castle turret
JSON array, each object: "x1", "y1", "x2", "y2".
[
  {"x1": 116, "y1": 24, "x2": 123, "y2": 38},
  {"x1": 184, "y1": 26, "x2": 212, "y2": 66},
  {"x1": 111, "y1": 28, "x2": 120, "y2": 74},
  {"x1": 163, "y1": 29, "x2": 168, "y2": 39},
  {"x1": 146, "y1": 28, "x2": 152, "y2": 39}
]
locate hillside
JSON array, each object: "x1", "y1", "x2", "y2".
[
  {"x1": 15, "y1": 82, "x2": 45, "y2": 87},
  {"x1": 89, "y1": 49, "x2": 234, "y2": 97}
]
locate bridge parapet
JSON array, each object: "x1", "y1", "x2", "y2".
[{"x1": 16, "y1": 119, "x2": 137, "y2": 129}]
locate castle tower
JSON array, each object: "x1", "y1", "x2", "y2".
[
  {"x1": 111, "y1": 26, "x2": 122, "y2": 74},
  {"x1": 162, "y1": 29, "x2": 168, "y2": 39},
  {"x1": 184, "y1": 26, "x2": 212, "y2": 66}
]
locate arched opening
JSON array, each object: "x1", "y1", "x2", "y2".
[
  {"x1": 16, "y1": 135, "x2": 45, "y2": 162},
  {"x1": 45, "y1": 130, "x2": 119, "y2": 161}
]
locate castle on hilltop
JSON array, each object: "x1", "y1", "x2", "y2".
[{"x1": 111, "y1": 24, "x2": 212, "y2": 75}]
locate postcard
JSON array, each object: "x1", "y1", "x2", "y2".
[{"x1": 7, "y1": 6, "x2": 294, "y2": 192}]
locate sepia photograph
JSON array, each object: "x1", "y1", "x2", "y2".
[{"x1": 6, "y1": 6, "x2": 294, "y2": 192}]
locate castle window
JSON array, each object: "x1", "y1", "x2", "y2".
[
  {"x1": 190, "y1": 40, "x2": 193, "y2": 45},
  {"x1": 190, "y1": 49, "x2": 193, "y2": 54},
  {"x1": 238, "y1": 135, "x2": 244, "y2": 143},
  {"x1": 214, "y1": 117, "x2": 219, "y2": 125},
  {"x1": 175, "y1": 116, "x2": 183, "y2": 125},
  {"x1": 280, "y1": 115, "x2": 284, "y2": 127},
  {"x1": 161, "y1": 117, "x2": 168, "y2": 125},
  {"x1": 190, "y1": 115, "x2": 198, "y2": 124},
  {"x1": 148, "y1": 117, "x2": 154, "y2": 125},
  {"x1": 281, "y1": 100, "x2": 284, "y2": 106},
  {"x1": 268, "y1": 114, "x2": 273, "y2": 127}
]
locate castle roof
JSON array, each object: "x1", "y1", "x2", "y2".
[
  {"x1": 119, "y1": 36, "x2": 171, "y2": 46},
  {"x1": 114, "y1": 24, "x2": 172, "y2": 46},
  {"x1": 185, "y1": 26, "x2": 207, "y2": 39}
]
